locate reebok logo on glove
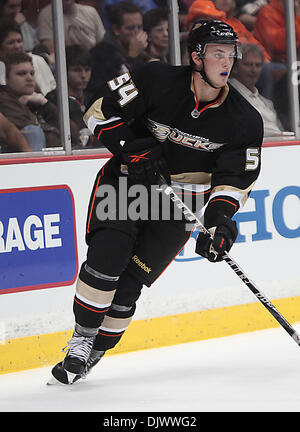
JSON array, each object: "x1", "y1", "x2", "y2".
[{"x1": 129, "y1": 151, "x2": 151, "y2": 163}]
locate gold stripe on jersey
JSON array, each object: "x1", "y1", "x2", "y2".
[
  {"x1": 83, "y1": 97, "x2": 106, "y2": 124},
  {"x1": 83, "y1": 98, "x2": 123, "y2": 136},
  {"x1": 211, "y1": 84, "x2": 229, "y2": 109},
  {"x1": 209, "y1": 181, "x2": 256, "y2": 208}
]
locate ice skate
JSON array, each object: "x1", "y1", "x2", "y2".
[
  {"x1": 47, "y1": 325, "x2": 96, "y2": 385},
  {"x1": 48, "y1": 348, "x2": 105, "y2": 385}
]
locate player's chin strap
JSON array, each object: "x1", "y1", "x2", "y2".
[
  {"x1": 195, "y1": 59, "x2": 219, "y2": 89},
  {"x1": 156, "y1": 173, "x2": 300, "y2": 348}
]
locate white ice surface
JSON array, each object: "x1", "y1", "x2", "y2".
[{"x1": 1, "y1": 327, "x2": 300, "y2": 413}]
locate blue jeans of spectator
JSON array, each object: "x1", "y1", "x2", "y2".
[{"x1": 21, "y1": 125, "x2": 46, "y2": 151}]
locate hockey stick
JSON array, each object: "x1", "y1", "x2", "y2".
[{"x1": 157, "y1": 175, "x2": 300, "y2": 346}]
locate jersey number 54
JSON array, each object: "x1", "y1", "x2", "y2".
[{"x1": 108, "y1": 73, "x2": 138, "y2": 107}]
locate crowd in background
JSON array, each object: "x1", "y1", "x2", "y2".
[{"x1": 0, "y1": 0, "x2": 298, "y2": 153}]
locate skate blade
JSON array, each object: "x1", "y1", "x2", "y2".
[
  {"x1": 46, "y1": 375, "x2": 62, "y2": 385},
  {"x1": 46, "y1": 371, "x2": 79, "y2": 385}
]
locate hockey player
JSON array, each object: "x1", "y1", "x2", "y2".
[{"x1": 50, "y1": 20, "x2": 263, "y2": 384}]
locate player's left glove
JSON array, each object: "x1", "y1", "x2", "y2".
[
  {"x1": 195, "y1": 215, "x2": 238, "y2": 262},
  {"x1": 122, "y1": 141, "x2": 171, "y2": 186}
]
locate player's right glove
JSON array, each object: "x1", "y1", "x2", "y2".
[
  {"x1": 195, "y1": 215, "x2": 238, "y2": 262},
  {"x1": 122, "y1": 140, "x2": 171, "y2": 186}
]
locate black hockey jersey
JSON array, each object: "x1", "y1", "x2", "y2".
[{"x1": 84, "y1": 61, "x2": 263, "y2": 225}]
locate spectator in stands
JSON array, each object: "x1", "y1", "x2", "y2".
[
  {"x1": 0, "y1": 19, "x2": 56, "y2": 96},
  {"x1": 0, "y1": 110, "x2": 33, "y2": 152},
  {"x1": 23, "y1": 0, "x2": 104, "y2": 27},
  {"x1": 47, "y1": 45, "x2": 102, "y2": 148},
  {"x1": 0, "y1": 52, "x2": 61, "y2": 150},
  {"x1": 0, "y1": 0, "x2": 39, "y2": 53},
  {"x1": 234, "y1": 0, "x2": 267, "y2": 31},
  {"x1": 37, "y1": 0, "x2": 106, "y2": 65},
  {"x1": 143, "y1": 8, "x2": 169, "y2": 62},
  {"x1": 90, "y1": 1, "x2": 149, "y2": 80},
  {"x1": 230, "y1": 44, "x2": 285, "y2": 137}
]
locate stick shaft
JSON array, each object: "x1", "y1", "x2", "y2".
[{"x1": 159, "y1": 180, "x2": 300, "y2": 346}]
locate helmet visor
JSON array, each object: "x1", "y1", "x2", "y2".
[{"x1": 196, "y1": 41, "x2": 242, "y2": 60}]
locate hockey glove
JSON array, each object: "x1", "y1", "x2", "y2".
[
  {"x1": 122, "y1": 144, "x2": 171, "y2": 186},
  {"x1": 195, "y1": 215, "x2": 238, "y2": 262}
]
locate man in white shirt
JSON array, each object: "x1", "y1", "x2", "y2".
[
  {"x1": 37, "y1": 0, "x2": 105, "y2": 63},
  {"x1": 229, "y1": 43, "x2": 285, "y2": 137}
]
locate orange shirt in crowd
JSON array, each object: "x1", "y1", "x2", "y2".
[{"x1": 254, "y1": 0, "x2": 300, "y2": 62}]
